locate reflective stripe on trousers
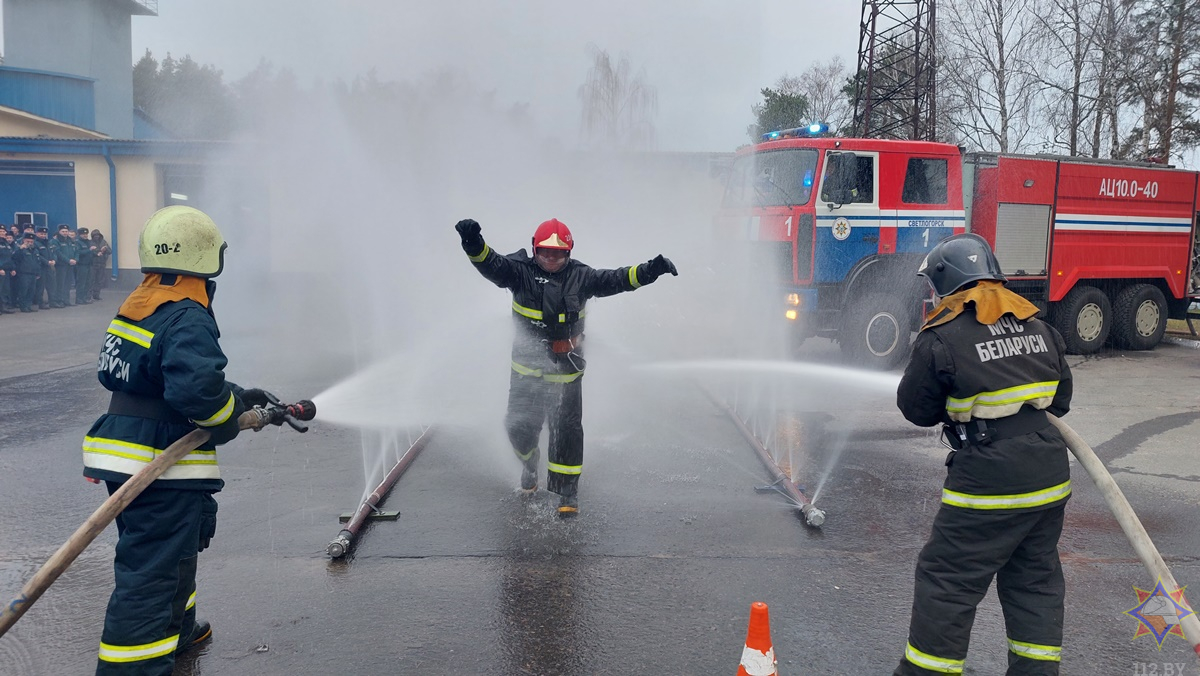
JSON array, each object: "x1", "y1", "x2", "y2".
[
  {"x1": 98, "y1": 635, "x2": 180, "y2": 663},
  {"x1": 942, "y1": 480, "x2": 1071, "y2": 510},
  {"x1": 904, "y1": 642, "x2": 964, "y2": 673},
  {"x1": 511, "y1": 361, "x2": 582, "y2": 383},
  {"x1": 1008, "y1": 638, "x2": 1061, "y2": 662}
]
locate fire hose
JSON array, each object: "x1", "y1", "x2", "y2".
[
  {"x1": 0, "y1": 398, "x2": 316, "y2": 638},
  {"x1": 1049, "y1": 414, "x2": 1200, "y2": 659}
]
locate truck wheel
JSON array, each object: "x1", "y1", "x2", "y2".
[
  {"x1": 1052, "y1": 285, "x2": 1110, "y2": 354},
  {"x1": 1110, "y1": 284, "x2": 1167, "y2": 350},
  {"x1": 840, "y1": 293, "x2": 912, "y2": 369}
]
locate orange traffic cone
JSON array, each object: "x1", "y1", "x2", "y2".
[{"x1": 737, "y1": 601, "x2": 778, "y2": 676}]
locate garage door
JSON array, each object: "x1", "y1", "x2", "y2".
[{"x1": 0, "y1": 160, "x2": 77, "y2": 228}]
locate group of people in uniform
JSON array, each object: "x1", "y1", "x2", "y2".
[{"x1": 0, "y1": 223, "x2": 111, "y2": 313}]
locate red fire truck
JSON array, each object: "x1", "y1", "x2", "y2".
[{"x1": 719, "y1": 128, "x2": 1200, "y2": 368}]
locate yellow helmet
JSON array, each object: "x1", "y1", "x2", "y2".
[{"x1": 138, "y1": 206, "x2": 227, "y2": 278}]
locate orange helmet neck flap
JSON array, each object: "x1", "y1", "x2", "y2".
[{"x1": 531, "y1": 218, "x2": 574, "y2": 252}]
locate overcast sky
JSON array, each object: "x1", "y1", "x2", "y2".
[{"x1": 125, "y1": 1, "x2": 861, "y2": 151}]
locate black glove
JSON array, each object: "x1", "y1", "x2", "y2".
[
  {"x1": 239, "y1": 388, "x2": 275, "y2": 408},
  {"x1": 643, "y1": 254, "x2": 678, "y2": 282},
  {"x1": 455, "y1": 219, "x2": 483, "y2": 247}
]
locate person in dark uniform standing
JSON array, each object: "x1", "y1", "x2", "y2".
[
  {"x1": 456, "y1": 217, "x2": 677, "y2": 515},
  {"x1": 893, "y1": 233, "x2": 1073, "y2": 676},
  {"x1": 75, "y1": 227, "x2": 96, "y2": 304},
  {"x1": 84, "y1": 205, "x2": 274, "y2": 676},
  {"x1": 13, "y1": 233, "x2": 41, "y2": 312},
  {"x1": 92, "y1": 229, "x2": 112, "y2": 300},
  {"x1": 0, "y1": 233, "x2": 15, "y2": 314},
  {"x1": 51, "y1": 224, "x2": 78, "y2": 307},
  {"x1": 33, "y1": 225, "x2": 53, "y2": 309}
]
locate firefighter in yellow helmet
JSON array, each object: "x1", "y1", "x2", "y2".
[{"x1": 84, "y1": 206, "x2": 274, "y2": 675}]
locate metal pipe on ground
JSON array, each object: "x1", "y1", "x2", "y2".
[
  {"x1": 0, "y1": 404, "x2": 306, "y2": 638},
  {"x1": 1049, "y1": 414, "x2": 1200, "y2": 660},
  {"x1": 704, "y1": 389, "x2": 824, "y2": 527},
  {"x1": 328, "y1": 426, "x2": 435, "y2": 559}
]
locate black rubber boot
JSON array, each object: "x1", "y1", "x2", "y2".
[
  {"x1": 178, "y1": 619, "x2": 213, "y2": 655},
  {"x1": 557, "y1": 493, "x2": 578, "y2": 517}
]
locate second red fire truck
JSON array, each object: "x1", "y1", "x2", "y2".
[{"x1": 719, "y1": 129, "x2": 1200, "y2": 368}]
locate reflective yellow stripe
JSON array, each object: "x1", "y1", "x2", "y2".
[
  {"x1": 193, "y1": 392, "x2": 235, "y2": 427},
  {"x1": 107, "y1": 319, "x2": 154, "y2": 348},
  {"x1": 904, "y1": 643, "x2": 964, "y2": 673},
  {"x1": 515, "y1": 447, "x2": 537, "y2": 461},
  {"x1": 943, "y1": 480, "x2": 1071, "y2": 510},
  {"x1": 468, "y1": 242, "x2": 490, "y2": 263},
  {"x1": 946, "y1": 381, "x2": 1059, "y2": 414},
  {"x1": 511, "y1": 361, "x2": 543, "y2": 377},
  {"x1": 544, "y1": 371, "x2": 583, "y2": 383},
  {"x1": 83, "y1": 436, "x2": 220, "y2": 481},
  {"x1": 186, "y1": 591, "x2": 196, "y2": 610},
  {"x1": 82, "y1": 437, "x2": 218, "y2": 466},
  {"x1": 628, "y1": 265, "x2": 641, "y2": 289},
  {"x1": 548, "y1": 462, "x2": 582, "y2": 475},
  {"x1": 98, "y1": 635, "x2": 180, "y2": 663},
  {"x1": 1008, "y1": 639, "x2": 1061, "y2": 662},
  {"x1": 512, "y1": 302, "x2": 543, "y2": 320}
]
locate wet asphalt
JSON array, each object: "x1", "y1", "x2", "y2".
[{"x1": 2, "y1": 297, "x2": 1200, "y2": 675}]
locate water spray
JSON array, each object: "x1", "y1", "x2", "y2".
[
  {"x1": 327, "y1": 426, "x2": 435, "y2": 559},
  {"x1": 704, "y1": 388, "x2": 825, "y2": 528}
]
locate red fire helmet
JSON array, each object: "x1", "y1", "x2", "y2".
[{"x1": 531, "y1": 218, "x2": 574, "y2": 251}]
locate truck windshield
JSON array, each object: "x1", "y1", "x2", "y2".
[{"x1": 723, "y1": 149, "x2": 818, "y2": 208}]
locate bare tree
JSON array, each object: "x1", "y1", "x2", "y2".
[
  {"x1": 578, "y1": 45, "x2": 658, "y2": 151},
  {"x1": 798, "y1": 57, "x2": 854, "y2": 133},
  {"x1": 1029, "y1": 0, "x2": 1108, "y2": 155},
  {"x1": 939, "y1": 0, "x2": 1045, "y2": 152}
]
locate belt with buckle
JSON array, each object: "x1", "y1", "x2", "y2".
[{"x1": 549, "y1": 334, "x2": 583, "y2": 354}]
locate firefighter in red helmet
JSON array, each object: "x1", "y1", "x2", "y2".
[{"x1": 456, "y1": 217, "x2": 677, "y2": 515}]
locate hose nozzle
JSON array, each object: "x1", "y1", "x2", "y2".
[
  {"x1": 287, "y1": 400, "x2": 316, "y2": 422},
  {"x1": 800, "y1": 503, "x2": 825, "y2": 528}
]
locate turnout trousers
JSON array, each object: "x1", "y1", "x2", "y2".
[
  {"x1": 504, "y1": 367, "x2": 584, "y2": 496},
  {"x1": 97, "y1": 483, "x2": 217, "y2": 676},
  {"x1": 896, "y1": 503, "x2": 1066, "y2": 676}
]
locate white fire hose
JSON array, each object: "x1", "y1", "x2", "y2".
[{"x1": 1049, "y1": 414, "x2": 1200, "y2": 659}]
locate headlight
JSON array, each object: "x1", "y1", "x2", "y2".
[
  {"x1": 786, "y1": 293, "x2": 801, "y2": 307},
  {"x1": 785, "y1": 310, "x2": 798, "y2": 320}
]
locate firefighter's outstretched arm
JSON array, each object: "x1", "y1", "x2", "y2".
[
  {"x1": 456, "y1": 218, "x2": 521, "y2": 289},
  {"x1": 583, "y1": 254, "x2": 678, "y2": 298}
]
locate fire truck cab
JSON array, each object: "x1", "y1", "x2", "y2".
[{"x1": 720, "y1": 129, "x2": 1200, "y2": 368}]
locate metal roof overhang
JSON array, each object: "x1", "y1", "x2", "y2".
[{"x1": 0, "y1": 137, "x2": 233, "y2": 157}]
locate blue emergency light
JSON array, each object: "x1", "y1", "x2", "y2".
[{"x1": 761, "y1": 122, "x2": 829, "y2": 142}]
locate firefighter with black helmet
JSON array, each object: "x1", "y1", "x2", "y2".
[
  {"x1": 456, "y1": 217, "x2": 677, "y2": 515},
  {"x1": 85, "y1": 206, "x2": 274, "y2": 675},
  {"x1": 894, "y1": 233, "x2": 1074, "y2": 676}
]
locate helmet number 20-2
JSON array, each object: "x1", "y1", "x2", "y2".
[{"x1": 153, "y1": 243, "x2": 181, "y2": 254}]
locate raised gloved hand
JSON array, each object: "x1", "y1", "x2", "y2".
[
  {"x1": 643, "y1": 254, "x2": 678, "y2": 282},
  {"x1": 239, "y1": 388, "x2": 276, "y2": 408},
  {"x1": 455, "y1": 219, "x2": 483, "y2": 246}
]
